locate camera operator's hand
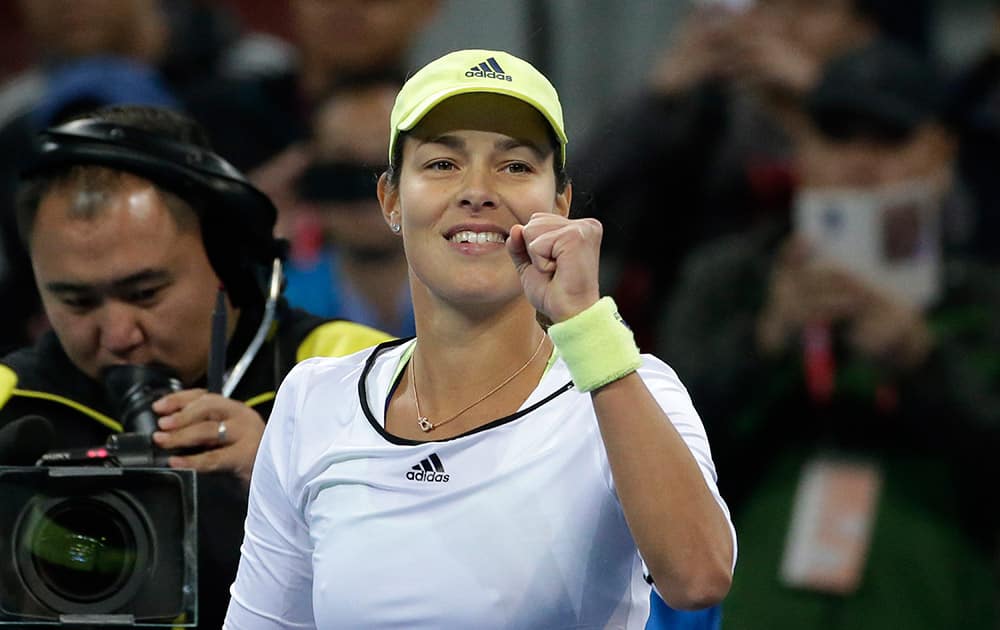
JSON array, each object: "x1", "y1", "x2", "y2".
[{"x1": 151, "y1": 389, "x2": 264, "y2": 486}]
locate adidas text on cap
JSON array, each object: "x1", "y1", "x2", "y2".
[{"x1": 389, "y1": 49, "x2": 567, "y2": 167}]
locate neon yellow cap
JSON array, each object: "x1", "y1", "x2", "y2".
[{"x1": 389, "y1": 49, "x2": 567, "y2": 166}]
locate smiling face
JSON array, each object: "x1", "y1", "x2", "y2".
[
  {"x1": 378, "y1": 93, "x2": 570, "y2": 313},
  {"x1": 30, "y1": 172, "x2": 236, "y2": 384}
]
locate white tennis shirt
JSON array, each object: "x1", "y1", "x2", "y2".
[{"x1": 225, "y1": 339, "x2": 735, "y2": 629}]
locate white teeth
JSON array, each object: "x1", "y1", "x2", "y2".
[{"x1": 449, "y1": 231, "x2": 506, "y2": 244}]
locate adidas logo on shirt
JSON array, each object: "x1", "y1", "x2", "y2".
[
  {"x1": 406, "y1": 453, "x2": 450, "y2": 482},
  {"x1": 465, "y1": 56, "x2": 512, "y2": 82}
]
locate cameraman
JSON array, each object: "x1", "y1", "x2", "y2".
[{"x1": 0, "y1": 105, "x2": 390, "y2": 628}]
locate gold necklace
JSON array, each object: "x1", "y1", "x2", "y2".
[{"x1": 411, "y1": 334, "x2": 548, "y2": 432}]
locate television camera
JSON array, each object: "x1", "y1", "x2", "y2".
[{"x1": 0, "y1": 365, "x2": 198, "y2": 627}]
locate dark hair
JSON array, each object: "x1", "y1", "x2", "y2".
[
  {"x1": 384, "y1": 129, "x2": 570, "y2": 194},
  {"x1": 16, "y1": 105, "x2": 281, "y2": 308},
  {"x1": 807, "y1": 39, "x2": 944, "y2": 145}
]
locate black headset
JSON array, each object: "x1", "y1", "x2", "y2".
[{"x1": 26, "y1": 118, "x2": 284, "y2": 308}]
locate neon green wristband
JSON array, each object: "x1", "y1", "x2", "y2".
[{"x1": 548, "y1": 297, "x2": 641, "y2": 392}]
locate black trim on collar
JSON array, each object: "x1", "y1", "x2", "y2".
[{"x1": 359, "y1": 338, "x2": 575, "y2": 445}]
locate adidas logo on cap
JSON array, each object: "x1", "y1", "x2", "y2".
[
  {"x1": 465, "y1": 56, "x2": 512, "y2": 82},
  {"x1": 406, "y1": 452, "x2": 450, "y2": 482}
]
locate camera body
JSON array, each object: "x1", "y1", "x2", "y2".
[
  {"x1": 0, "y1": 364, "x2": 199, "y2": 626},
  {"x1": 0, "y1": 466, "x2": 197, "y2": 626}
]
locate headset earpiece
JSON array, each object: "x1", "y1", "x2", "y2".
[{"x1": 26, "y1": 119, "x2": 282, "y2": 308}]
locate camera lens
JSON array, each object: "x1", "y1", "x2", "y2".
[
  {"x1": 15, "y1": 492, "x2": 152, "y2": 612},
  {"x1": 31, "y1": 499, "x2": 135, "y2": 601}
]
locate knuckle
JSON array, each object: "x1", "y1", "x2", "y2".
[
  {"x1": 582, "y1": 219, "x2": 603, "y2": 239},
  {"x1": 195, "y1": 452, "x2": 220, "y2": 472}
]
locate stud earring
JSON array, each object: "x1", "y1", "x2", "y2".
[{"x1": 391, "y1": 223, "x2": 401, "y2": 233}]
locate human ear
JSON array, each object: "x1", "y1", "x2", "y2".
[
  {"x1": 554, "y1": 182, "x2": 572, "y2": 218},
  {"x1": 377, "y1": 173, "x2": 400, "y2": 232}
]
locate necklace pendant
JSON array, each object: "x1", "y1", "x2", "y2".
[{"x1": 418, "y1": 417, "x2": 434, "y2": 432}]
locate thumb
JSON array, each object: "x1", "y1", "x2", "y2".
[{"x1": 506, "y1": 224, "x2": 530, "y2": 273}]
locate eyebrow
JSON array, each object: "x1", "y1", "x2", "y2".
[
  {"x1": 421, "y1": 134, "x2": 465, "y2": 152},
  {"x1": 45, "y1": 269, "x2": 171, "y2": 295},
  {"x1": 494, "y1": 137, "x2": 548, "y2": 160},
  {"x1": 420, "y1": 134, "x2": 549, "y2": 160}
]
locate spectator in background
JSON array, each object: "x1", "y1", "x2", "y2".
[
  {"x1": 1, "y1": 0, "x2": 245, "y2": 126},
  {"x1": 0, "y1": 0, "x2": 166, "y2": 127},
  {"x1": 279, "y1": 78, "x2": 415, "y2": 337},
  {"x1": 659, "y1": 40, "x2": 999, "y2": 629},
  {"x1": 186, "y1": 0, "x2": 440, "y2": 172},
  {"x1": 572, "y1": 0, "x2": 930, "y2": 351}
]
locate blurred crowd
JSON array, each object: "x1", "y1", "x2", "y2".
[{"x1": 0, "y1": 1, "x2": 997, "y2": 629}]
